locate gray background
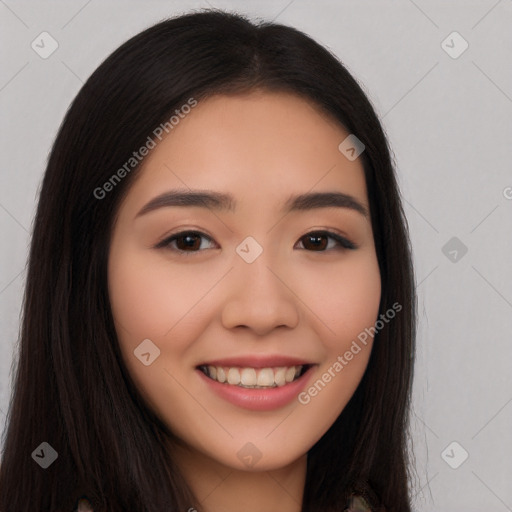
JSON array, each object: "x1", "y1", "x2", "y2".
[{"x1": 1, "y1": 0, "x2": 511, "y2": 510}]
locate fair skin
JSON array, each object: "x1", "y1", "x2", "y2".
[{"x1": 108, "y1": 90, "x2": 381, "y2": 512}]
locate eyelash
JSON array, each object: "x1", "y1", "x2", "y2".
[{"x1": 154, "y1": 230, "x2": 357, "y2": 255}]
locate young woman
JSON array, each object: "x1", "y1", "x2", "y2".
[{"x1": 0, "y1": 9, "x2": 416, "y2": 512}]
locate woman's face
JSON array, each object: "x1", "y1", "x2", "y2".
[{"x1": 108, "y1": 90, "x2": 381, "y2": 472}]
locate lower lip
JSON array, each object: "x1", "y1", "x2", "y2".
[{"x1": 196, "y1": 366, "x2": 315, "y2": 411}]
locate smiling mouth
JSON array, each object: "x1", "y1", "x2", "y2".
[{"x1": 197, "y1": 364, "x2": 312, "y2": 389}]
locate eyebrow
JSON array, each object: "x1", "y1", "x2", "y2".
[{"x1": 135, "y1": 189, "x2": 369, "y2": 218}]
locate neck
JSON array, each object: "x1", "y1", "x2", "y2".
[{"x1": 170, "y1": 442, "x2": 307, "y2": 512}]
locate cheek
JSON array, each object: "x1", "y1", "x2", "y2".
[
  {"x1": 108, "y1": 245, "x2": 216, "y2": 342},
  {"x1": 290, "y1": 252, "x2": 381, "y2": 427},
  {"x1": 107, "y1": 245, "x2": 207, "y2": 411},
  {"x1": 298, "y1": 251, "x2": 381, "y2": 346},
  {"x1": 107, "y1": 244, "x2": 224, "y2": 405}
]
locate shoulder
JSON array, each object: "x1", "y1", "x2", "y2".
[
  {"x1": 345, "y1": 494, "x2": 387, "y2": 511},
  {"x1": 344, "y1": 480, "x2": 387, "y2": 512},
  {"x1": 75, "y1": 497, "x2": 94, "y2": 511}
]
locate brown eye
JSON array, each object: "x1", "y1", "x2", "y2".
[
  {"x1": 174, "y1": 233, "x2": 202, "y2": 251},
  {"x1": 155, "y1": 229, "x2": 356, "y2": 255},
  {"x1": 155, "y1": 231, "x2": 216, "y2": 254},
  {"x1": 297, "y1": 231, "x2": 356, "y2": 252}
]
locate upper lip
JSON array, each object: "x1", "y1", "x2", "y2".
[{"x1": 197, "y1": 355, "x2": 313, "y2": 369}]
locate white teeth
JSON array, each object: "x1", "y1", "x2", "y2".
[
  {"x1": 240, "y1": 368, "x2": 257, "y2": 386},
  {"x1": 257, "y1": 368, "x2": 275, "y2": 387},
  {"x1": 216, "y1": 367, "x2": 226, "y2": 383},
  {"x1": 285, "y1": 366, "x2": 296, "y2": 383},
  {"x1": 274, "y1": 367, "x2": 286, "y2": 387},
  {"x1": 200, "y1": 364, "x2": 304, "y2": 388},
  {"x1": 227, "y1": 368, "x2": 241, "y2": 385}
]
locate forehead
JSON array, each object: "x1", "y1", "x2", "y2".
[{"x1": 121, "y1": 91, "x2": 368, "y2": 214}]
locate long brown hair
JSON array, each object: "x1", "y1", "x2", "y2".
[{"x1": 0, "y1": 9, "x2": 416, "y2": 511}]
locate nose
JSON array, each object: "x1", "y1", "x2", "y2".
[{"x1": 221, "y1": 253, "x2": 300, "y2": 336}]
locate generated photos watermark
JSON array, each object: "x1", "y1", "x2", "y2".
[
  {"x1": 297, "y1": 301, "x2": 402, "y2": 405},
  {"x1": 93, "y1": 97, "x2": 198, "y2": 200}
]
